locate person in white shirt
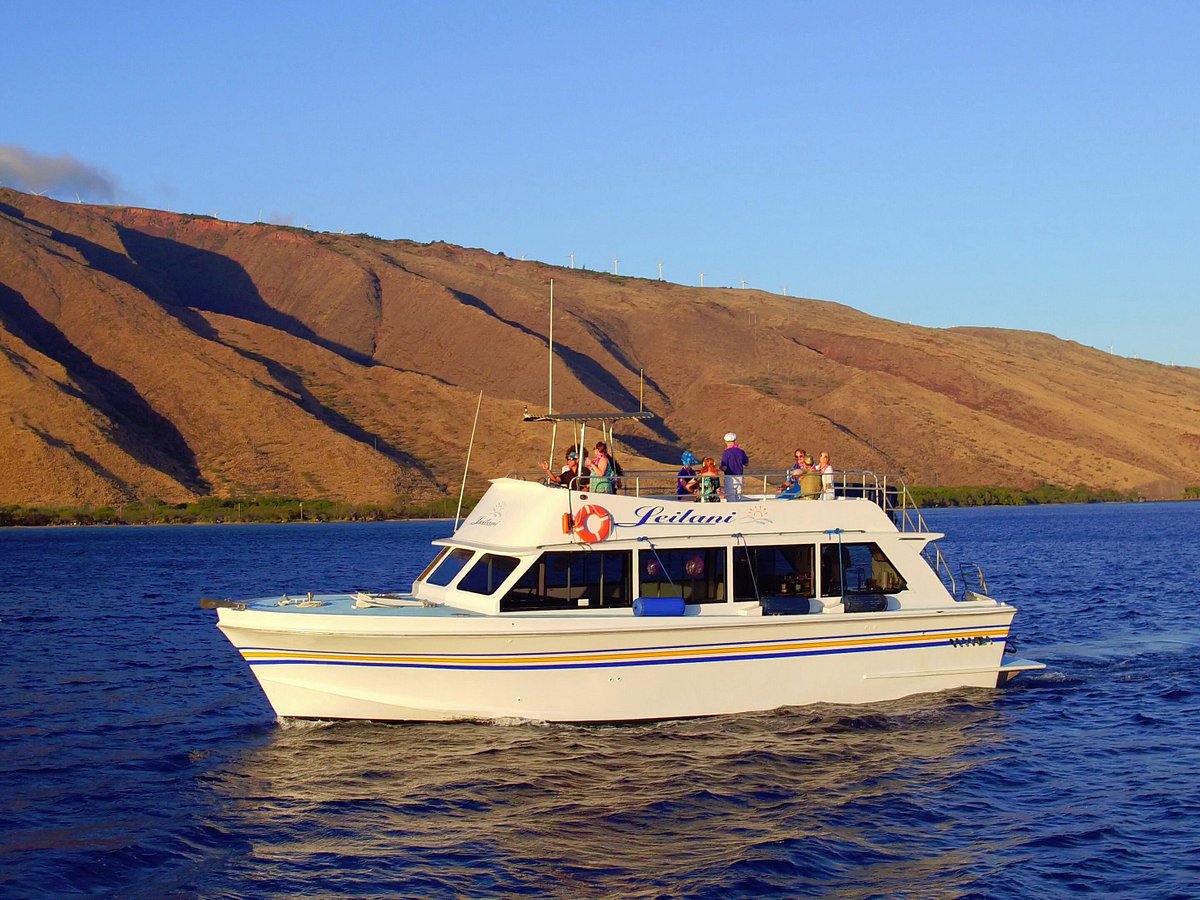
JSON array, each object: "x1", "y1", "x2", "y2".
[{"x1": 817, "y1": 451, "x2": 835, "y2": 499}]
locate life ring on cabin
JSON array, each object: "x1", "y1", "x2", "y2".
[{"x1": 572, "y1": 504, "x2": 613, "y2": 543}]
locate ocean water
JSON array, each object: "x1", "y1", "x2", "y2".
[{"x1": 1, "y1": 504, "x2": 1198, "y2": 898}]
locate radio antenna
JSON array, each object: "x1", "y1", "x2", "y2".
[
  {"x1": 455, "y1": 390, "x2": 484, "y2": 530},
  {"x1": 547, "y1": 279, "x2": 554, "y2": 415}
]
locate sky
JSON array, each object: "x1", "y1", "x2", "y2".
[{"x1": 4, "y1": 1, "x2": 1198, "y2": 367}]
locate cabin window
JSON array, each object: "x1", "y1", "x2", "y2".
[
  {"x1": 733, "y1": 544, "x2": 815, "y2": 600},
  {"x1": 637, "y1": 547, "x2": 727, "y2": 603},
  {"x1": 500, "y1": 550, "x2": 631, "y2": 612},
  {"x1": 425, "y1": 548, "x2": 475, "y2": 587},
  {"x1": 820, "y1": 542, "x2": 907, "y2": 596},
  {"x1": 458, "y1": 554, "x2": 521, "y2": 595},
  {"x1": 416, "y1": 547, "x2": 451, "y2": 583}
]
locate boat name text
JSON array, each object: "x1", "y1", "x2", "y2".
[{"x1": 620, "y1": 505, "x2": 737, "y2": 528}]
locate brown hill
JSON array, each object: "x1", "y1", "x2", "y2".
[{"x1": 2, "y1": 187, "x2": 1198, "y2": 506}]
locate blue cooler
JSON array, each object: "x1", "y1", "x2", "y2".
[{"x1": 633, "y1": 596, "x2": 687, "y2": 617}]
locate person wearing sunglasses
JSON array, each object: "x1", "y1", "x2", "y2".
[{"x1": 539, "y1": 446, "x2": 590, "y2": 490}]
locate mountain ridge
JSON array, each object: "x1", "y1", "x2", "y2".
[{"x1": 2, "y1": 187, "x2": 1197, "y2": 506}]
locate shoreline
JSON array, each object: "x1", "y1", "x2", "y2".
[
  {"x1": 0, "y1": 516, "x2": 458, "y2": 530},
  {"x1": 4, "y1": 493, "x2": 1197, "y2": 529},
  {"x1": 0, "y1": 496, "x2": 470, "y2": 529}
]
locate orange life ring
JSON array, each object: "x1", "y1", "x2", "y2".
[{"x1": 572, "y1": 504, "x2": 612, "y2": 543}]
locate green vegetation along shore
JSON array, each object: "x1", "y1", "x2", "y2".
[
  {"x1": 0, "y1": 495, "x2": 475, "y2": 527},
  {"x1": 908, "y1": 483, "x2": 1145, "y2": 507},
  {"x1": 3, "y1": 483, "x2": 1196, "y2": 527}
]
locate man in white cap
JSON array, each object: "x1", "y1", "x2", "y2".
[{"x1": 720, "y1": 432, "x2": 749, "y2": 501}]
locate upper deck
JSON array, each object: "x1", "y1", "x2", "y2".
[{"x1": 452, "y1": 467, "x2": 927, "y2": 553}]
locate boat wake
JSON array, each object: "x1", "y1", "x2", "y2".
[{"x1": 1030, "y1": 629, "x2": 1200, "y2": 662}]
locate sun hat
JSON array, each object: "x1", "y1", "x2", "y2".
[
  {"x1": 723, "y1": 432, "x2": 737, "y2": 442},
  {"x1": 681, "y1": 450, "x2": 698, "y2": 466}
]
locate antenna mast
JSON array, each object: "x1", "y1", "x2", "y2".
[
  {"x1": 548, "y1": 279, "x2": 554, "y2": 415},
  {"x1": 454, "y1": 390, "x2": 484, "y2": 530}
]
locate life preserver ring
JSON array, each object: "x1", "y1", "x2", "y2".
[{"x1": 572, "y1": 504, "x2": 612, "y2": 543}]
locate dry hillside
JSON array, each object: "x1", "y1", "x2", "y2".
[{"x1": 2, "y1": 187, "x2": 1198, "y2": 506}]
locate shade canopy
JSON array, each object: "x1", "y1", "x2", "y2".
[{"x1": 522, "y1": 410, "x2": 655, "y2": 425}]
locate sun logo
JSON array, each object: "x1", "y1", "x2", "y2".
[{"x1": 744, "y1": 504, "x2": 772, "y2": 524}]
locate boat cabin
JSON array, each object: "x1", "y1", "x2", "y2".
[{"x1": 414, "y1": 473, "x2": 956, "y2": 618}]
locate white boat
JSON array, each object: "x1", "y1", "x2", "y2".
[{"x1": 208, "y1": 446, "x2": 1043, "y2": 723}]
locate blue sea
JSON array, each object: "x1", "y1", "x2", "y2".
[{"x1": 2, "y1": 503, "x2": 1199, "y2": 898}]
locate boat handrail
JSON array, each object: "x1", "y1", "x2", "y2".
[
  {"x1": 505, "y1": 466, "x2": 906, "y2": 510},
  {"x1": 959, "y1": 563, "x2": 988, "y2": 597}
]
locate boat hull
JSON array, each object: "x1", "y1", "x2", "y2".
[{"x1": 218, "y1": 603, "x2": 1025, "y2": 722}]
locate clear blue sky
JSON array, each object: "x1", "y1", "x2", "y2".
[{"x1": 4, "y1": 1, "x2": 1198, "y2": 367}]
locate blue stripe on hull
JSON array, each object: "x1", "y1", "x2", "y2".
[{"x1": 245, "y1": 635, "x2": 1003, "y2": 672}]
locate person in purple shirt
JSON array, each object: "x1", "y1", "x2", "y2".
[{"x1": 720, "y1": 432, "x2": 749, "y2": 501}]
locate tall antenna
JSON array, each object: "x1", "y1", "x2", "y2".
[
  {"x1": 548, "y1": 279, "x2": 554, "y2": 415},
  {"x1": 454, "y1": 390, "x2": 485, "y2": 530}
]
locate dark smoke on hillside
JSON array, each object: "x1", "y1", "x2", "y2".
[{"x1": 0, "y1": 145, "x2": 119, "y2": 203}]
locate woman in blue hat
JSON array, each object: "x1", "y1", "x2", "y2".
[{"x1": 677, "y1": 450, "x2": 699, "y2": 497}]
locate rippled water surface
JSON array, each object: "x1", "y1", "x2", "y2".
[{"x1": 2, "y1": 505, "x2": 1199, "y2": 897}]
